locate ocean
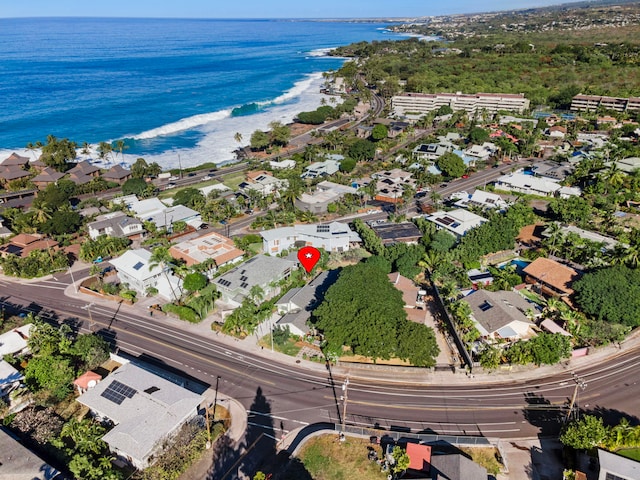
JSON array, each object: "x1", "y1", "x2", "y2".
[{"x1": 0, "y1": 18, "x2": 407, "y2": 169}]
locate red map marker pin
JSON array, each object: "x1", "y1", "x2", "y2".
[{"x1": 297, "y1": 246, "x2": 321, "y2": 273}]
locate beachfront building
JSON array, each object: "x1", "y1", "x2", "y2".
[
  {"x1": 261, "y1": 222, "x2": 361, "y2": 256},
  {"x1": 109, "y1": 249, "x2": 182, "y2": 301},
  {"x1": 77, "y1": 361, "x2": 201, "y2": 470},
  {"x1": 392, "y1": 92, "x2": 530, "y2": 117},
  {"x1": 426, "y1": 209, "x2": 487, "y2": 239},
  {"x1": 102, "y1": 165, "x2": 132, "y2": 185},
  {"x1": 87, "y1": 211, "x2": 144, "y2": 240},
  {"x1": 215, "y1": 255, "x2": 296, "y2": 306},
  {"x1": 169, "y1": 231, "x2": 245, "y2": 276}
]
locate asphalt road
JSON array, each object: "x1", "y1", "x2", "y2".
[{"x1": 1, "y1": 271, "x2": 639, "y2": 444}]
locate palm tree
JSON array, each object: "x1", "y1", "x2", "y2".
[
  {"x1": 81, "y1": 141, "x2": 92, "y2": 156},
  {"x1": 234, "y1": 132, "x2": 243, "y2": 144},
  {"x1": 149, "y1": 246, "x2": 179, "y2": 302},
  {"x1": 114, "y1": 139, "x2": 129, "y2": 164}
]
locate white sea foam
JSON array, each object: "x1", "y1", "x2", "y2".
[
  {"x1": 121, "y1": 74, "x2": 336, "y2": 170},
  {"x1": 131, "y1": 108, "x2": 233, "y2": 140},
  {"x1": 307, "y1": 47, "x2": 335, "y2": 57}
]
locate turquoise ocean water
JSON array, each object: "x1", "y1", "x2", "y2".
[{"x1": 0, "y1": 18, "x2": 402, "y2": 168}]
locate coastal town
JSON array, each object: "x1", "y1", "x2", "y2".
[{"x1": 1, "y1": 2, "x2": 640, "y2": 480}]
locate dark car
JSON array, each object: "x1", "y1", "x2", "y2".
[
  {"x1": 439, "y1": 183, "x2": 448, "y2": 188},
  {"x1": 187, "y1": 172, "x2": 197, "y2": 177}
]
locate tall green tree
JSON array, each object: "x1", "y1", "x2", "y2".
[{"x1": 40, "y1": 135, "x2": 77, "y2": 171}]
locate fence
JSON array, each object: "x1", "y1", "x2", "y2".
[{"x1": 337, "y1": 424, "x2": 492, "y2": 447}]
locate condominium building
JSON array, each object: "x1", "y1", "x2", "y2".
[
  {"x1": 571, "y1": 94, "x2": 640, "y2": 112},
  {"x1": 392, "y1": 92, "x2": 530, "y2": 116}
]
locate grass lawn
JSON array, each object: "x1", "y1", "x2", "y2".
[
  {"x1": 293, "y1": 435, "x2": 387, "y2": 480},
  {"x1": 259, "y1": 336, "x2": 303, "y2": 356},
  {"x1": 617, "y1": 447, "x2": 640, "y2": 461},
  {"x1": 221, "y1": 171, "x2": 246, "y2": 190},
  {"x1": 459, "y1": 446, "x2": 503, "y2": 475}
]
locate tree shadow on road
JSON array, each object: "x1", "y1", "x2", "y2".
[{"x1": 581, "y1": 405, "x2": 640, "y2": 427}]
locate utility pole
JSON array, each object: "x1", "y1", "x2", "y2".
[
  {"x1": 566, "y1": 372, "x2": 587, "y2": 422},
  {"x1": 340, "y1": 377, "x2": 350, "y2": 440},
  {"x1": 81, "y1": 303, "x2": 95, "y2": 332},
  {"x1": 68, "y1": 264, "x2": 78, "y2": 293},
  {"x1": 178, "y1": 154, "x2": 183, "y2": 179},
  {"x1": 213, "y1": 375, "x2": 221, "y2": 424}
]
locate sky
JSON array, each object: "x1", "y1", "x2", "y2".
[{"x1": 1, "y1": 0, "x2": 588, "y2": 19}]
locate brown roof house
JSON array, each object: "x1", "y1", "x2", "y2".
[
  {"x1": 0, "y1": 165, "x2": 32, "y2": 186},
  {"x1": 523, "y1": 257, "x2": 580, "y2": 297},
  {"x1": 0, "y1": 233, "x2": 58, "y2": 258},
  {"x1": 169, "y1": 231, "x2": 245, "y2": 277},
  {"x1": 1, "y1": 152, "x2": 30, "y2": 168},
  {"x1": 68, "y1": 160, "x2": 100, "y2": 178},
  {"x1": 102, "y1": 164, "x2": 132, "y2": 185},
  {"x1": 30, "y1": 167, "x2": 65, "y2": 188}
]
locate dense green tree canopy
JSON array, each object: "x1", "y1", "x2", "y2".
[
  {"x1": 250, "y1": 130, "x2": 270, "y2": 151},
  {"x1": 347, "y1": 139, "x2": 376, "y2": 161},
  {"x1": 560, "y1": 415, "x2": 608, "y2": 450},
  {"x1": 436, "y1": 152, "x2": 466, "y2": 178},
  {"x1": 183, "y1": 272, "x2": 208, "y2": 293},
  {"x1": 573, "y1": 265, "x2": 640, "y2": 327},
  {"x1": 41, "y1": 210, "x2": 82, "y2": 235},
  {"x1": 121, "y1": 177, "x2": 148, "y2": 196},
  {"x1": 313, "y1": 263, "x2": 438, "y2": 365},
  {"x1": 39, "y1": 135, "x2": 77, "y2": 171},
  {"x1": 173, "y1": 187, "x2": 205, "y2": 209},
  {"x1": 24, "y1": 355, "x2": 75, "y2": 401},
  {"x1": 371, "y1": 124, "x2": 389, "y2": 141},
  {"x1": 468, "y1": 127, "x2": 490, "y2": 144}
]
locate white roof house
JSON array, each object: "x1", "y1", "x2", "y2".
[
  {"x1": 215, "y1": 255, "x2": 296, "y2": 306},
  {"x1": 463, "y1": 142, "x2": 498, "y2": 161},
  {"x1": 426, "y1": 209, "x2": 487, "y2": 238},
  {"x1": 269, "y1": 159, "x2": 296, "y2": 170},
  {"x1": 494, "y1": 172, "x2": 562, "y2": 197},
  {"x1": 261, "y1": 222, "x2": 361, "y2": 256},
  {"x1": 0, "y1": 324, "x2": 33, "y2": 356},
  {"x1": 77, "y1": 362, "x2": 201, "y2": 470},
  {"x1": 128, "y1": 197, "x2": 166, "y2": 218},
  {"x1": 240, "y1": 172, "x2": 288, "y2": 196},
  {"x1": 597, "y1": 449, "x2": 640, "y2": 480},
  {"x1": 110, "y1": 249, "x2": 182, "y2": 301},
  {"x1": 301, "y1": 159, "x2": 341, "y2": 179},
  {"x1": 199, "y1": 183, "x2": 230, "y2": 197},
  {"x1": 87, "y1": 211, "x2": 144, "y2": 240},
  {"x1": 452, "y1": 190, "x2": 509, "y2": 210},
  {"x1": 295, "y1": 181, "x2": 357, "y2": 214}
]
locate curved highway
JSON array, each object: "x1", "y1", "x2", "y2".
[{"x1": 1, "y1": 271, "x2": 638, "y2": 442}]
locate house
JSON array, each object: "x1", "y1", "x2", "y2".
[
  {"x1": 269, "y1": 159, "x2": 296, "y2": 170},
  {"x1": 413, "y1": 143, "x2": 452, "y2": 162},
  {"x1": 169, "y1": 231, "x2": 245, "y2": 276},
  {"x1": 371, "y1": 222, "x2": 423, "y2": 246},
  {"x1": 77, "y1": 361, "x2": 201, "y2": 470},
  {"x1": 109, "y1": 249, "x2": 183, "y2": 301},
  {"x1": 545, "y1": 125, "x2": 567, "y2": 138},
  {"x1": 0, "y1": 165, "x2": 32, "y2": 185},
  {"x1": 67, "y1": 171, "x2": 94, "y2": 186},
  {"x1": 388, "y1": 272, "x2": 426, "y2": 323},
  {"x1": 30, "y1": 167, "x2": 65, "y2": 188},
  {"x1": 464, "y1": 290, "x2": 536, "y2": 341},
  {"x1": 102, "y1": 164, "x2": 132, "y2": 185},
  {"x1": 372, "y1": 169, "x2": 416, "y2": 204},
  {"x1": 463, "y1": 142, "x2": 498, "y2": 162},
  {"x1": 0, "y1": 216, "x2": 11, "y2": 238},
  {"x1": 405, "y1": 443, "x2": 431, "y2": 475},
  {"x1": 73, "y1": 370, "x2": 102, "y2": 395},
  {"x1": 0, "y1": 234, "x2": 58, "y2": 258},
  {"x1": 261, "y1": 222, "x2": 361, "y2": 256},
  {"x1": 0, "y1": 427, "x2": 61, "y2": 479},
  {"x1": 529, "y1": 161, "x2": 574, "y2": 182},
  {"x1": 426, "y1": 209, "x2": 487, "y2": 239},
  {"x1": 275, "y1": 270, "x2": 340, "y2": 336},
  {"x1": 452, "y1": 190, "x2": 508, "y2": 210},
  {"x1": 0, "y1": 360, "x2": 23, "y2": 399},
  {"x1": 301, "y1": 159, "x2": 341, "y2": 179},
  {"x1": 494, "y1": 172, "x2": 561, "y2": 197},
  {"x1": 240, "y1": 171, "x2": 288, "y2": 196},
  {"x1": 609, "y1": 156, "x2": 640, "y2": 174},
  {"x1": 215, "y1": 254, "x2": 297, "y2": 306},
  {"x1": 597, "y1": 448, "x2": 640, "y2": 480},
  {"x1": 87, "y1": 211, "x2": 144, "y2": 240},
  {"x1": 429, "y1": 453, "x2": 488, "y2": 480},
  {"x1": 0, "y1": 324, "x2": 33, "y2": 356},
  {"x1": 129, "y1": 197, "x2": 202, "y2": 231},
  {"x1": 543, "y1": 224, "x2": 619, "y2": 251},
  {"x1": 0, "y1": 189, "x2": 37, "y2": 211},
  {"x1": 67, "y1": 160, "x2": 100, "y2": 178},
  {"x1": 1, "y1": 152, "x2": 30, "y2": 168},
  {"x1": 523, "y1": 257, "x2": 580, "y2": 297},
  {"x1": 295, "y1": 181, "x2": 357, "y2": 214}
]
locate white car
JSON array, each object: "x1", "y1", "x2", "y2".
[
  {"x1": 165, "y1": 183, "x2": 177, "y2": 190},
  {"x1": 202, "y1": 175, "x2": 212, "y2": 181},
  {"x1": 169, "y1": 175, "x2": 180, "y2": 181}
]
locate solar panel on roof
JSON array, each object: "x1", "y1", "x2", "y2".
[
  {"x1": 240, "y1": 282, "x2": 248, "y2": 288},
  {"x1": 317, "y1": 225, "x2": 330, "y2": 233},
  {"x1": 133, "y1": 261, "x2": 144, "y2": 270},
  {"x1": 101, "y1": 380, "x2": 137, "y2": 405}
]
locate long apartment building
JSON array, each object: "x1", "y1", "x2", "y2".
[
  {"x1": 392, "y1": 92, "x2": 530, "y2": 116},
  {"x1": 571, "y1": 94, "x2": 640, "y2": 112}
]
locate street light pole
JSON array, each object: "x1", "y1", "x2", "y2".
[
  {"x1": 68, "y1": 264, "x2": 78, "y2": 294},
  {"x1": 81, "y1": 303, "x2": 95, "y2": 332},
  {"x1": 213, "y1": 375, "x2": 221, "y2": 424}
]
